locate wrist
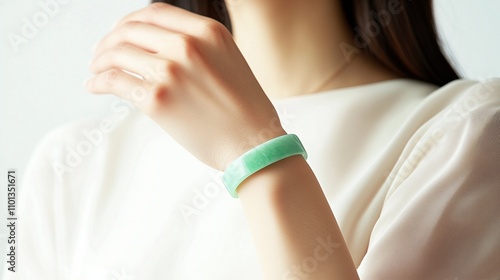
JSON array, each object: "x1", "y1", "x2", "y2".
[
  {"x1": 236, "y1": 155, "x2": 310, "y2": 201},
  {"x1": 222, "y1": 128, "x2": 287, "y2": 170}
]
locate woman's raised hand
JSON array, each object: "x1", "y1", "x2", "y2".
[{"x1": 86, "y1": 3, "x2": 285, "y2": 170}]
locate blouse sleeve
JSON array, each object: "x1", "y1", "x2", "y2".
[{"x1": 358, "y1": 79, "x2": 500, "y2": 279}]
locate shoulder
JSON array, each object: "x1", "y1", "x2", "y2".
[
  {"x1": 426, "y1": 78, "x2": 500, "y2": 114},
  {"x1": 427, "y1": 78, "x2": 500, "y2": 152},
  {"x1": 24, "y1": 104, "x2": 157, "y2": 184},
  {"x1": 386, "y1": 78, "x2": 500, "y2": 192},
  {"x1": 429, "y1": 78, "x2": 500, "y2": 145},
  {"x1": 360, "y1": 79, "x2": 500, "y2": 278}
]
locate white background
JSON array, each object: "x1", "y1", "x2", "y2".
[{"x1": 1, "y1": 0, "x2": 500, "y2": 274}]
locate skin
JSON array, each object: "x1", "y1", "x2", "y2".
[
  {"x1": 227, "y1": 0, "x2": 399, "y2": 98},
  {"x1": 86, "y1": 1, "x2": 400, "y2": 278}
]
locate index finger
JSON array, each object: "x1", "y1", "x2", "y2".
[{"x1": 113, "y1": 2, "x2": 218, "y2": 37}]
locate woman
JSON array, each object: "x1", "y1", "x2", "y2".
[{"x1": 8, "y1": 0, "x2": 500, "y2": 279}]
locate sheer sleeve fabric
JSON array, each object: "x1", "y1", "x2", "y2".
[{"x1": 358, "y1": 80, "x2": 500, "y2": 279}]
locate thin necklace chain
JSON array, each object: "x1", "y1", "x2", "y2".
[{"x1": 307, "y1": 55, "x2": 358, "y2": 94}]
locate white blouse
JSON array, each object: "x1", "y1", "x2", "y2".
[{"x1": 5, "y1": 79, "x2": 500, "y2": 279}]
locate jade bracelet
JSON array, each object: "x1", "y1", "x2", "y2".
[{"x1": 222, "y1": 134, "x2": 308, "y2": 198}]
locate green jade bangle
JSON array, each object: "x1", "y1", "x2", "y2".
[{"x1": 222, "y1": 134, "x2": 308, "y2": 198}]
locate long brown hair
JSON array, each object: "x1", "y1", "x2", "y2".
[{"x1": 152, "y1": 0, "x2": 460, "y2": 86}]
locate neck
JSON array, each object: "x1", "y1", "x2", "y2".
[{"x1": 226, "y1": 0, "x2": 399, "y2": 98}]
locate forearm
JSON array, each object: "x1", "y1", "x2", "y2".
[
  {"x1": 85, "y1": 4, "x2": 359, "y2": 278},
  {"x1": 238, "y1": 155, "x2": 359, "y2": 280}
]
